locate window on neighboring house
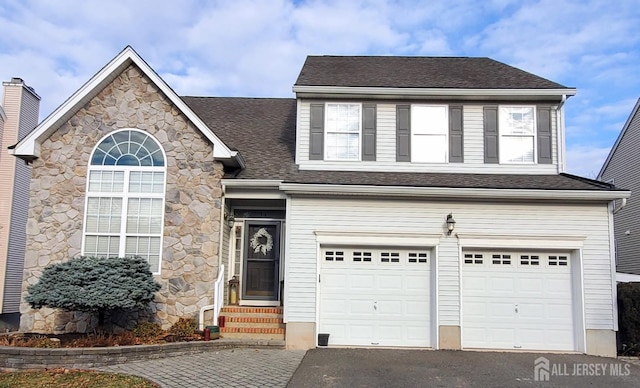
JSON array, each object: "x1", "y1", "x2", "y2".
[
  {"x1": 83, "y1": 129, "x2": 166, "y2": 274},
  {"x1": 499, "y1": 106, "x2": 536, "y2": 163},
  {"x1": 325, "y1": 103, "x2": 361, "y2": 160},
  {"x1": 411, "y1": 105, "x2": 448, "y2": 163}
]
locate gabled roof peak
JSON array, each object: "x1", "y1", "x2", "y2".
[{"x1": 10, "y1": 45, "x2": 241, "y2": 167}]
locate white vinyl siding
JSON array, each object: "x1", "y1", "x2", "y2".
[
  {"x1": 376, "y1": 104, "x2": 397, "y2": 162},
  {"x1": 285, "y1": 197, "x2": 613, "y2": 331},
  {"x1": 296, "y1": 101, "x2": 558, "y2": 174}
]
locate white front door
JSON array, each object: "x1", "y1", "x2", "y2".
[
  {"x1": 319, "y1": 247, "x2": 432, "y2": 347},
  {"x1": 461, "y1": 251, "x2": 576, "y2": 351}
]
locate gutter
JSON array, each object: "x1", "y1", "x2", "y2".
[
  {"x1": 278, "y1": 182, "x2": 630, "y2": 202},
  {"x1": 613, "y1": 197, "x2": 627, "y2": 214}
]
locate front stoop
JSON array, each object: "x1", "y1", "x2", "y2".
[{"x1": 220, "y1": 306, "x2": 285, "y2": 340}]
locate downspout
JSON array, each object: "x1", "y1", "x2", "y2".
[
  {"x1": 613, "y1": 197, "x2": 627, "y2": 215},
  {"x1": 556, "y1": 94, "x2": 567, "y2": 173}
]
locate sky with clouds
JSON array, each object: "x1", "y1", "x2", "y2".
[{"x1": 1, "y1": 0, "x2": 638, "y2": 178}]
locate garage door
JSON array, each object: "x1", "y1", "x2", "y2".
[
  {"x1": 319, "y1": 247, "x2": 432, "y2": 347},
  {"x1": 462, "y1": 251, "x2": 576, "y2": 351}
]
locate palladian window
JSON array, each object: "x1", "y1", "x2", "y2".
[{"x1": 82, "y1": 129, "x2": 166, "y2": 273}]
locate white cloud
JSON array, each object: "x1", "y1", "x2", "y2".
[
  {"x1": 566, "y1": 144, "x2": 612, "y2": 179},
  {"x1": 0, "y1": 0, "x2": 638, "y2": 178}
]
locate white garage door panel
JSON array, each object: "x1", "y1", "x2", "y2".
[
  {"x1": 462, "y1": 251, "x2": 576, "y2": 351},
  {"x1": 319, "y1": 248, "x2": 432, "y2": 347}
]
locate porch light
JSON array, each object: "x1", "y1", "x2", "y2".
[
  {"x1": 446, "y1": 213, "x2": 456, "y2": 235},
  {"x1": 225, "y1": 212, "x2": 235, "y2": 228}
]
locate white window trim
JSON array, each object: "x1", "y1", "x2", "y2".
[
  {"x1": 499, "y1": 105, "x2": 537, "y2": 164},
  {"x1": 410, "y1": 104, "x2": 449, "y2": 164},
  {"x1": 81, "y1": 129, "x2": 167, "y2": 275},
  {"x1": 324, "y1": 102, "x2": 362, "y2": 161}
]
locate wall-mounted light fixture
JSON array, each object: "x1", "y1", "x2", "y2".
[
  {"x1": 446, "y1": 213, "x2": 456, "y2": 235},
  {"x1": 224, "y1": 212, "x2": 235, "y2": 228}
]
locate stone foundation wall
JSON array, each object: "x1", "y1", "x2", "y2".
[{"x1": 20, "y1": 64, "x2": 223, "y2": 333}]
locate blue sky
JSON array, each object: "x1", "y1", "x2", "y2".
[{"x1": 1, "y1": 0, "x2": 638, "y2": 177}]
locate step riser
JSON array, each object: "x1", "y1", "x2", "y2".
[
  {"x1": 224, "y1": 322, "x2": 285, "y2": 329},
  {"x1": 222, "y1": 307, "x2": 282, "y2": 314},
  {"x1": 221, "y1": 327, "x2": 285, "y2": 334},
  {"x1": 221, "y1": 333, "x2": 285, "y2": 341},
  {"x1": 224, "y1": 317, "x2": 283, "y2": 324},
  {"x1": 220, "y1": 312, "x2": 283, "y2": 319}
]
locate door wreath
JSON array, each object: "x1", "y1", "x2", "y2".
[{"x1": 250, "y1": 228, "x2": 273, "y2": 255}]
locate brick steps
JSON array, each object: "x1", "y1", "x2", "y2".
[{"x1": 219, "y1": 306, "x2": 285, "y2": 341}]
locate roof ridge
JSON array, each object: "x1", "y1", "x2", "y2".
[{"x1": 181, "y1": 96, "x2": 295, "y2": 101}]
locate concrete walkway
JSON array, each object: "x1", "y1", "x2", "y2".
[{"x1": 98, "y1": 348, "x2": 306, "y2": 388}]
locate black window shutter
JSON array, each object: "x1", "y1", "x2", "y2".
[
  {"x1": 483, "y1": 106, "x2": 499, "y2": 164},
  {"x1": 309, "y1": 104, "x2": 324, "y2": 160},
  {"x1": 362, "y1": 104, "x2": 376, "y2": 161},
  {"x1": 449, "y1": 105, "x2": 464, "y2": 163},
  {"x1": 396, "y1": 105, "x2": 410, "y2": 162},
  {"x1": 537, "y1": 106, "x2": 553, "y2": 164}
]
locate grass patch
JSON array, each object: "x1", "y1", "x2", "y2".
[{"x1": 0, "y1": 369, "x2": 158, "y2": 387}]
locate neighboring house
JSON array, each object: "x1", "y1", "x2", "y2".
[
  {"x1": 10, "y1": 47, "x2": 629, "y2": 357},
  {"x1": 0, "y1": 78, "x2": 40, "y2": 330},
  {"x1": 598, "y1": 98, "x2": 640, "y2": 278}
]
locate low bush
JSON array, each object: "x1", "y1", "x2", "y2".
[
  {"x1": 168, "y1": 317, "x2": 197, "y2": 338},
  {"x1": 133, "y1": 322, "x2": 164, "y2": 340}
]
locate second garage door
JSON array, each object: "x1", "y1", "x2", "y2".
[
  {"x1": 319, "y1": 247, "x2": 433, "y2": 347},
  {"x1": 461, "y1": 250, "x2": 576, "y2": 351}
]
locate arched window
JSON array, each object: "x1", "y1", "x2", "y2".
[{"x1": 82, "y1": 129, "x2": 166, "y2": 274}]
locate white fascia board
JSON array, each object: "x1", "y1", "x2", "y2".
[
  {"x1": 11, "y1": 46, "x2": 239, "y2": 164},
  {"x1": 292, "y1": 86, "x2": 577, "y2": 99},
  {"x1": 222, "y1": 179, "x2": 283, "y2": 188},
  {"x1": 315, "y1": 231, "x2": 442, "y2": 247},
  {"x1": 456, "y1": 233, "x2": 586, "y2": 250},
  {"x1": 279, "y1": 183, "x2": 630, "y2": 201}
]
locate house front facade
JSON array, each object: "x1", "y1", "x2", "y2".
[{"x1": 11, "y1": 47, "x2": 628, "y2": 357}]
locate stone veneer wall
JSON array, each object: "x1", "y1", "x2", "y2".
[{"x1": 20, "y1": 65, "x2": 223, "y2": 333}]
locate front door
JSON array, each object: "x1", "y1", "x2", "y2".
[{"x1": 243, "y1": 221, "x2": 280, "y2": 301}]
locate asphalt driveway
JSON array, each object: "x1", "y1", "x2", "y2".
[{"x1": 287, "y1": 349, "x2": 640, "y2": 387}]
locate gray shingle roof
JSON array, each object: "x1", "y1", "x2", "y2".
[
  {"x1": 294, "y1": 56, "x2": 570, "y2": 90},
  {"x1": 182, "y1": 96, "x2": 617, "y2": 192}
]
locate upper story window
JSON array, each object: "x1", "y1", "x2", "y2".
[
  {"x1": 499, "y1": 106, "x2": 536, "y2": 163},
  {"x1": 411, "y1": 105, "x2": 448, "y2": 163},
  {"x1": 83, "y1": 129, "x2": 166, "y2": 274},
  {"x1": 325, "y1": 103, "x2": 361, "y2": 160}
]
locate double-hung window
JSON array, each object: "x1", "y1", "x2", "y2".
[
  {"x1": 411, "y1": 105, "x2": 448, "y2": 163},
  {"x1": 325, "y1": 103, "x2": 361, "y2": 160},
  {"x1": 499, "y1": 106, "x2": 536, "y2": 163},
  {"x1": 83, "y1": 129, "x2": 166, "y2": 274}
]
